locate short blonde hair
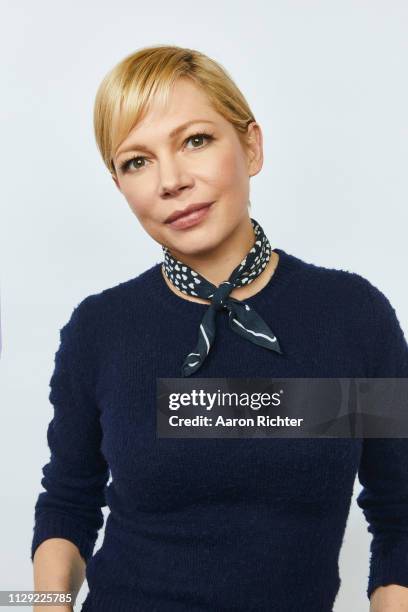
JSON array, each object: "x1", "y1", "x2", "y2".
[{"x1": 93, "y1": 45, "x2": 256, "y2": 179}]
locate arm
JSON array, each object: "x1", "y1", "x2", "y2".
[
  {"x1": 33, "y1": 538, "x2": 84, "y2": 611},
  {"x1": 370, "y1": 584, "x2": 408, "y2": 612},
  {"x1": 356, "y1": 281, "x2": 408, "y2": 609},
  {"x1": 31, "y1": 299, "x2": 110, "y2": 609}
]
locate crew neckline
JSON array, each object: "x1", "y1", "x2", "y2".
[{"x1": 149, "y1": 248, "x2": 301, "y2": 314}]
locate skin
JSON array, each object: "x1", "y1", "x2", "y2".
[
  {"x1": 110, "y1": 77, "x2": 408, "y2": 610},
  {"x1": 369, "y1": 585, "x2": 408, "y2": 611},
  {"x1": 111, "y1": 76, "x2": 279, "y2": 304}
]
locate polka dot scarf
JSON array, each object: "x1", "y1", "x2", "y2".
[{"x1": 162, "y1": 217, "x2": 283, "y2": 377}]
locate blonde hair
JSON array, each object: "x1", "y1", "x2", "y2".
[{"x1": 93, "y1": 45, "x2": 256, "y2": 181}]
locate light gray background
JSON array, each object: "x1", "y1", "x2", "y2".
[{"x1": 1, "y1": 1, "x2": 407, "y2": 610}]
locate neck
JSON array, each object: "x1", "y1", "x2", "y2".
[
  {"x1": 164, "y1": 214, "x2": 256, "y2": 286},
  {"x1": 161, "y1": 214, "x2": 279, "y2": 305}
]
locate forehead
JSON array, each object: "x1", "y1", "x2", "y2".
[
  {"x1": 146, "y1": 78, "x2": 217, "y2": 122},
  {"x1": 114, "y1": 79, "x2": 226, "y2": 158}
]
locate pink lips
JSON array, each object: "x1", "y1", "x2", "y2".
[{"x1": 166, "y1": 202, "x2": 214, "y2": 230}]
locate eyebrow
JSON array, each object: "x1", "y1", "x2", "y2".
[{"x1": 115, "y1": 119, "x2": 216, "y2": 160}]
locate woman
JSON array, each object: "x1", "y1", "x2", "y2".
[{"x1": 31, "y1": 45, "x2": 408, "y2": 611}]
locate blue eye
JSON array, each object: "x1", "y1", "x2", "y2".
[{"x1": 119, "y1": 131, "x2": 215, "y2": 174}]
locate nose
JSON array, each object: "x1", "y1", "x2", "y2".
[{"x1": 158, "y1": 154, "x2": 193, "y2": 197}]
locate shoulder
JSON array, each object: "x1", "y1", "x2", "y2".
[
  {"x1": 62, "y1": 262, "x2": 161, "y2": 339},
  {"x1": 314, "y1": 257, "x2": 401, "y2": 326},
  {"x1": 284, "y1": 248, "x2": 392, "y2": 314},
  {"x1": 285, "y1": 249, "x2": 407, "y2": 375}
]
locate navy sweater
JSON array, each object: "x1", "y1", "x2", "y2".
[{"x1": 31, "y1": 248, "x2": 408, "y2": 611}]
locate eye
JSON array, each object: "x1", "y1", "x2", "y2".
[
  {"x1": 119, "y1": 156, "x2": 146, "y2": 174},
  {"x1": 184, "y1": 131, "x2": 214, "y2": 150},
  {"x1": 119, "y1": 131, "x2": 215, "y2": 175}
]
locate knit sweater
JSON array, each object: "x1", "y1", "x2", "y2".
[{"x1": 31, "y1": 247, "x2": 408, "y2": 611}]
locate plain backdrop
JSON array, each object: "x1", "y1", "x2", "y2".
[{"x1": 1, "y1": 1, "x2": 407, "y2": 610}]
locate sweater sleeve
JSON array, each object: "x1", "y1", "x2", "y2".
[
  {"x1": 356, "y1": 281, "x2": 408, "y2": 600},
  {"x1": 31, "y1": 299, "x2": 110, "y2": 564}
]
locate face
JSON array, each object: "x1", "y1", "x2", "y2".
[{"x1": 112, "y1": 78, "x2": 263, "y2": 260}]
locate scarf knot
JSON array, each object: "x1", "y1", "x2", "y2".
[
  {"x1": 211, "y1": 281, "x2": 233, "y2": 311},
  {"x1": 161, "y1": 217, "x2": 284, "y2": 376}
]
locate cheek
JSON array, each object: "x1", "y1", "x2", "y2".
[
  {"x1": 120, "y1": 183, "x2": 154, "y2": 220},
  {"x1": 119, "y1": 182, "x2": 164, "y2": 243},
  {"x1": 206, "y1": 146, "x2": 248, "y2": 191},
  {"x1": 205, "y1": 155, "x2": 249, "y2": 224}
]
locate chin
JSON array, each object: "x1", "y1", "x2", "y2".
[{"x1": 168, "y1": 231, "x2": 223, "y2": 258}]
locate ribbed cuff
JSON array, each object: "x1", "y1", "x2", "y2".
[
  {"x1": 31, "y1": 513, "x2": 95, "y2": 564},
  {"x1": 367, "y1": 536, "x2": 408, "y2": 600}
]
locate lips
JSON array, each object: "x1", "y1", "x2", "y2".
[
  {"x1": 166, "y1": 202, "x2": 214, "y2": 230},
  {"x1": 165, "y1": 202, "x2": 214, "y2": 224}
]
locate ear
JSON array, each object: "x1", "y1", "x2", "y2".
[{"x1": 245, "y1": 121, "x2": 263, "y2": 177}]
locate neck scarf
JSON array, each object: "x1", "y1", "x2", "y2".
[{"x1": 162, "y1": 217, "x2": 283, "y2": 377}]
